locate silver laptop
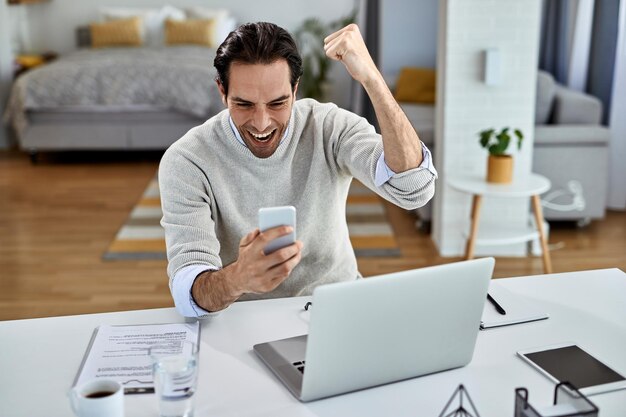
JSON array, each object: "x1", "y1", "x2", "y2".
[{"x1": 253, "y1": 257, "x2": 495, "y2": 402}]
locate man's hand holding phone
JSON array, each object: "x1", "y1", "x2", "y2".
[
  {"x1": 234, "y1": 221, "x2": 303, "y2": 294},
  {"x1": 258, "y1": 206, "x2": 296, "y2": 254},
  {"x1": 236, "y1": 206, "x2": 301, "y2": 293},
  {"x1": 191, "y1": 206, "x2": 302, "y2": 312}
]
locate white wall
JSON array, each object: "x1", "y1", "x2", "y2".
[
  {"x1": 5, "y1": 5, "x2": 30, "y2": 55},
  {"x1": 21, "y1": 0, "x2": 355, "y2": 54},
  {"x1": 433, "y1": 0, "x2": 541, "y2": 257},
  {"x1": 607, "y1": 0, "x2": 626, "y2": 210},
  {"x1": 380, "y1": 0, "x2": 438, "y2": 80},
  {"x1": 6, "y1": 0, "x2": 357, "y2": 108}
]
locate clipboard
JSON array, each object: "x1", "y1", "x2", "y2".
[{"x1": 73, "y1": 321, "x2": 201, "y2": 394}]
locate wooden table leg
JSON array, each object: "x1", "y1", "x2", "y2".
[
  {"x1": 465, "y1": 195, "x2": 482, "y2": 260},
  {"x1": 531, "y1": 195, "x2": 553, "y2": 274}
]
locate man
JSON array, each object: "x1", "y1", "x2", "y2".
[{"x1": 159, "y1": 22, "x2": 437, "y2": 317}]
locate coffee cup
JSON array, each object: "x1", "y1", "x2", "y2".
[{"x1": 69, "y1": 379, "x2": 124, "y2": 417}]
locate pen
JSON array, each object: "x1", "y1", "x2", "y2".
[{"x1": 487, "y1": 293, "x2": 506, "y2": 315}]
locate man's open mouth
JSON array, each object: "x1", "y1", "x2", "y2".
[{"x1": 248, "y1": 129, "x2": 277, "y2": 143}]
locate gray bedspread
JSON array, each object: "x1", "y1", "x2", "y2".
[{"x1": 4, "y1": 46, "x2": 223, "y2": 134}]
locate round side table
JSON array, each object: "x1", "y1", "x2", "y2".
[{"x1": 448, "y1": 173, "x2": 553, "y2": 274}]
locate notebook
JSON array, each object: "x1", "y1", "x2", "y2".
[
  {"x1": 480, "y1": 281, "x2": 549, "y2": 329},
  {"x1": 253, "y1": 257, "x2": 495, "y2": 402}
]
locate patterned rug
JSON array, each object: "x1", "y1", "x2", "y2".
[{"x1": 104, "y1": 178, "x2": 401, "y2": 260}]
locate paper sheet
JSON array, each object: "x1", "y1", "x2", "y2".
[
  {"x1": 480, "y1": 282, "x2": 549, "y2": 329},
  {"x1": 74, "y1": 322, "x2": 200, "y2": 393}
]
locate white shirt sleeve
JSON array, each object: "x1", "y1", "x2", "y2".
[
  {"x1": 171, "y1": 264, "x2": 225, "y2": 318},
  {"x1": 374, "y1": 142, "x2": 438, "y2": 187}
]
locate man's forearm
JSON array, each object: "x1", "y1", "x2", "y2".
[
  {"x1": 362, "y1": 74, "x2": 423, "y2": 173},
  {"x1": 191, "y1": 263, "x2": 243, "y2": 312}
]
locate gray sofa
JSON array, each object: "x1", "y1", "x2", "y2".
[
  {"x1": 400, "y1": 70, "x2": 610, "y2": 226},
  {"x1": 533, "y1": 71, "x2": 609, "y2": 223}
]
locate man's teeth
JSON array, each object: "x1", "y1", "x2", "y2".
[{"x1": 250, "y1": 129, "x2": 275, "y2": 140}]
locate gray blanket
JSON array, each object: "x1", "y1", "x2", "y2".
[{"x1": 4, "y1": 46, "x2": 223, "y2": 134}]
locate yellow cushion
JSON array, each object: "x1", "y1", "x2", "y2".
[
  {"x1": 16, "y1": 55, "x2": 45, "y2": 68},
  {"x1": 394, "y1": 67, "x2": 436, "y2": 104},
  {"x1": 165, "y1": 19, "x2": 215, "y2": 47},
  {"x1": 90, "y1": 17, "x2": 142, "y2": 48}
]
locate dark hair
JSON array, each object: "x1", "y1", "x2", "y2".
[{"x1": 214, "y1": 22, "x2": 303, "y2": 96}]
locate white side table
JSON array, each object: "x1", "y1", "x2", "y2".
[{"x1": 448, "y1": 173, "x2": 553, "y2": 273}]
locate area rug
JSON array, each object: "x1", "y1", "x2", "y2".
[{"x1": 104, "y1": 177, "x2": 401, "y2": 260}]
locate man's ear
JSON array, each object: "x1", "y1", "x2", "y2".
[
  {"x1": 216, "y1": 80, "x2": 227, "y2": 106},
  {"x1": 293, "y1": 81, "x2": 299, "y2": 99}
]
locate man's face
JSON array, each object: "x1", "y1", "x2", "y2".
[{"x1": 219, "y1": 60, "x2": 297, "y2": 159}]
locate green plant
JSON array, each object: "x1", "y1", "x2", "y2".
[
  {"x1": 294, "y1": 11, "x2": 357, "y2": 100},
  {"x1": 479, "y1": 127, "x2": 524, "y2": 156}
]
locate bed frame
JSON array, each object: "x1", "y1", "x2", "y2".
[
  {"x1": 13, "y1": 28, "x2": 219, "y2": 162},
  {"x1": 20, "y1": 109, "x2": 206, "y2": 162}
]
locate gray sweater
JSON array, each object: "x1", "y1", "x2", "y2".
[{"x1": 159, "y1": 99, "x2": 435, "y2": 301}]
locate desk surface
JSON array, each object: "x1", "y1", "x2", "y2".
[{"x1": 1, "y1": 268, "x2": 625, "y2": 417}]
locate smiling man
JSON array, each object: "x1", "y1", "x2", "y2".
[{"x1": 159, "y1": 22, "x2": 437, "y2": 317}]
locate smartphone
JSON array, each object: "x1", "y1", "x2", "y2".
[{"x1": 258, "y1": 206, "x2": 296, "y2": 255}]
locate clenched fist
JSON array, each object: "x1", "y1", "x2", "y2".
[{"x1": 323, "y1": 24, "x2": 380, "y2": 86}]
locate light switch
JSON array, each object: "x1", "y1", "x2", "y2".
[{"x1": 484, "y1": 48, "x2": 501, "y2": 86}]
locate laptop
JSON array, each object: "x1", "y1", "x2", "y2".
[{"x1": 253, "y1": 257, "x2": 495, "y2": 402}]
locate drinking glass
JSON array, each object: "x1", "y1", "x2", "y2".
[{"x1": 149, "y1": 341, "x2": 198, "y2": 417}]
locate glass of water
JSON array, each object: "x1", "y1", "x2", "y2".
[{"x1": 149, "y1": 341, "x2": 199, "y2": 417}]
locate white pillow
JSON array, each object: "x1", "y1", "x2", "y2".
[
  {"x1": 99, "y1": 6, "x2": 186, "y2": 47},
  {"x1": 185, "y1": 8, "x2": 236, "y2": 46},
  {"x1": 217, "y1": 16, "x2": 237, "y2": 46}
]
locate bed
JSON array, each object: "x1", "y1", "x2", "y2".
[
  {"x1": 3, "y1": 6, "x2": 233, "y2": 160},
  {"x1": 4, "y1": 46, "x2": 223, "y2": 159}
]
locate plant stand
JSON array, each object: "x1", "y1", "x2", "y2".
[{"x1": 448, "y1": 173, "x2": 553, "y2": 273}]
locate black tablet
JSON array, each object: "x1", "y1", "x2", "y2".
[{"x1": 518, "y1": 342, "x2": 626, "y2": 395}]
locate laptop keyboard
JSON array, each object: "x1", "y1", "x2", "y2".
[{"x1": 292, "y1": 360, "x2": 306, "y2": 373}]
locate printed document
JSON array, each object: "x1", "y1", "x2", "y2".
[{"x1": 74, "y1": 322, "x2": 200, "y2": 393}]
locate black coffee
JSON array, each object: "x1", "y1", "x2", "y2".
[{"x1": 85, "y1": 391, "x2": 115, "y2": 398}]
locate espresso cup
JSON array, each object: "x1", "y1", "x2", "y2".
[{"x1": 69, "y1": 379, "x2": 124, "y2": 417}]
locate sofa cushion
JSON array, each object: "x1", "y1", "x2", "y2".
[
  {"x1": 536, "y1": 70, "x2": 556, "y2": 124},
  {"x1": 534, "y1": 125, "x2": 610, "y2": 146},
  {"x1": 394, "y1": 67, "x2": 436, "y2": 104},
  {"x1": 552, "y1": 86, "x2": 603, "y2": 125}
]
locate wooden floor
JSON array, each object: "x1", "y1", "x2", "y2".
[{"x1": 1, "y1": 150, "x2": 625, "y2": 321}]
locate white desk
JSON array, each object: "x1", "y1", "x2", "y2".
[{"x1": 1, "y1": 269, "x2": 625, "y2": 417}]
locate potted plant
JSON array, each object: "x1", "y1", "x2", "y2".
[
  {"x1": 294, "y1": 11, "x2": 356, "y2": 101},
  {"x1": 478, "y1": 127, "x2": 524, "y2": 183}
]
